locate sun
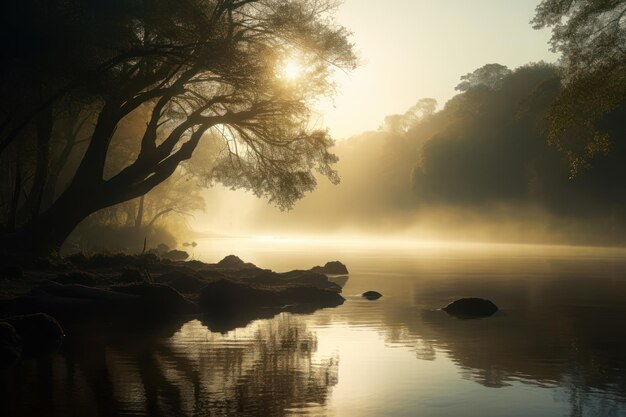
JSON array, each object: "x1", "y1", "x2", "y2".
[{"x1": 281, "y1": 59, "x2": 303, "y2": 80}]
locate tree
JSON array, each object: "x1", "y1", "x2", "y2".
[
  {"x1": 533, "y1": 0, "x2": 626, "y2": 175},
  {"x1": 0, "y1": 0, "x2": 356, "y2": 256},
  {"x1": 382, "y1": 98, "x2": 437, "y2": 133},
  {"x1": 455, "y1": 64, "x2": 512, "y2": 92}
]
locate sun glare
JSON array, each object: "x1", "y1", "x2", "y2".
[{"x1": 282, "y1": 59, "x2": 303, "y2": 80}]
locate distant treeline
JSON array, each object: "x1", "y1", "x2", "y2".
[{"x1": 251, "y1": 62, "x2": 626, "y2": 244}]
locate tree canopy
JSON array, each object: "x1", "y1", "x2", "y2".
[
  {"x1": 533, "y1": 0, "x2": 626, "y2": 175},
  {"x1": 0, "y1": 0, "x2": 356, "y2": 254}
]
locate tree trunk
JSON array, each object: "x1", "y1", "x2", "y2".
[
  {"x1": 22, "y1": 105, "x2": 53, "y2": 220},
  {"x1": 2, "y1": 186, "x2": 98, "y2": 256}
]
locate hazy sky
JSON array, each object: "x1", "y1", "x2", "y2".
[{"x1": 320, "y1": 0, "x2": 557, "y2": 139}]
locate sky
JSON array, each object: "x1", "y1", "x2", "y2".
[{"x1": 319, "y1": 0, "x2": 558, "y2": 139}]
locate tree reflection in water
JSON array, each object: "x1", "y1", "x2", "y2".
[{"x1": 0, "y1": 314, "x2": 339, "y2": 417}]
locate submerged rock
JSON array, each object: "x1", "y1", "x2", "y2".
[
  {"x1": 311, "y1": 261, "x2": 349, "y2": 275},
  {"x1": 3, "y1": 313, "x2": 64, "y2": 356},
  {"x1": 362, "y1": 291, "x2": 382, "y2": 300},
  {"x1": 443, "y1": 298, "x2": 498, "y2": 318}
]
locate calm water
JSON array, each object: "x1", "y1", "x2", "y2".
[{"x1": 3, "y1": 238, "x2": 626, "y2": 417}]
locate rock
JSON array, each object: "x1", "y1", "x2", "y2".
[
  {"x1": 0, "y1": 265, "x2": 23, "y2": 280},
  {"x1": 311, "y1": 261, "x2": 349, "y2": 275},
  {"x1": 0, "y1": 322, "x2": 21, "y2": 368},
  {"x1": 111, "y1": 283, "x2": 196, "y2": 315},
  {"x1": 198, "y1": 279, "x2": 344, "y2": 332},
  {"x1": 158, "y1": 271, "x2": 207, "y2": 293},
  {"x1": 0, "y1": 282, "x2": 137, "y2": 322},
  {"x1": 442, "y1": 298, "x2": 498, "y2": 318},
  {"x1": 328, "y1": 275, "x2": 349, "y2": 288},
  {"x1": 199, "y1": 280, "x2": 282, "y2": 313},
  {"x1": 362, "y1": 291, "x2": 382, "y2": 300},
  {"x1": 156, "y1": 243, "x2": 171, "y2": 254},
  {"x1": 118, "y1": 268, "x2": 149, "y2": 283},
  {"x1": 3, "y1": 313, "x2": 64, "y2": 356},
  {"x1": 162, "y1": 250, "x2": 189, "y2": 261},
  {"x1": 280, "y1": 286, "x2": 345, "y2": 307},
  {"x1": 280, "y1": 270, "x2": 341, "y2": 291},
  {"x1": 216, "y1": 255, "x2": 256, "y2": 269},
  {"x1": 54, "y1": 271, "x2": 100, "y2": 286},
  {"x1": 199, "y1": 279, "x2": 344, "y2": 314}
]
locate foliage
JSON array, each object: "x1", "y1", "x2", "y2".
[
  {"x1": 532, "y1": 0, "x2": 626, "y2": 175},
  {"x1": 0, "y1": 0, "x2": 356, "y2": 252},
  {"x1": 455, "y1": 63, "x2": 512, "y2": 92}
]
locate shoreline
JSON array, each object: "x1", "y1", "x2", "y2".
[{"x1": 0, "y1": 253, "x2": 349, "y2": 366}]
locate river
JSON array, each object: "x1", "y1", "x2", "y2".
[{"x1": 3, "y1": 238, "x2": 626, "y2": 417}]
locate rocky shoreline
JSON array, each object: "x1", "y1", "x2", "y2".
[{"x1": 0, "y1": 254, "x2": 349, "y2": 367}]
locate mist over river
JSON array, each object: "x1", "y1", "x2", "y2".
[{"x1": 3, "y1": 238, "x2": 626, "y2": 417}]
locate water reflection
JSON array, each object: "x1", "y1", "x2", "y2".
[
  {"x1": 0, "y1": 315, "x2": 338, "y2": 417},
  {"x1": 4, "y1": 241, "x2": 626, "y2": 417}
]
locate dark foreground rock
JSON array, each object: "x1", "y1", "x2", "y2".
[
  {"x1": 443, "y1": 298, "x2": 498, "y2": 318},
  {"x1": 362, "y1": 291, "x2": 382, "y2": 300},
  {"x1": 0, "y1": 281, "x2": 194, "y2": 324},
  {"x1": 112, "y1": 283, "x2": 196, "y2": 315},
  {"x1": 199, "y1": 279, "x2": 344, "y2": 312},
  {"x1": 2, "y1": 313, "x2": 64, "y2": 356},
  {"x1": 0, "y1": 253, "x2": 348, "y2": 346},
  {"x1": 311, "y1": 261, "x2": 349, "y2": 275},
  {"x1": 198, "y1": 279, "x2": 344, "y2": 332}
]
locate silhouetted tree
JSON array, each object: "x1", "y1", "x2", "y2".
[
  {"x1": 533, "y1": 0, "x2": 626, "y2": 174},
  {"x1": 455, "y1": 63, "x2": 512, "y2": 92},
  {"x1": 382, "y1": 98, "x2": 437, "y2": 133},
  {"x1": 0, "y1": 0, "x2": 356, "y2": 256}
]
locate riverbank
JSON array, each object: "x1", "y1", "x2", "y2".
[{"x1": 0, "y1": 253, "x2": 348, "y2": 366}]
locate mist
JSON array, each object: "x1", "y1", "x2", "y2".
[{"x1": 194, "y1": 62, "x2": 626, "y2": 246}]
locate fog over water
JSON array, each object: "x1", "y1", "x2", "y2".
[{"x1": 194, "y1": 64, "x2": 626, "y2": 247}]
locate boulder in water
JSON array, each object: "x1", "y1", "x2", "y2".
[
  {"x1": 442, "y1": 298, "x2": 498, "y2": 318},
  {"x1": 311, "y1": 261, "x2": 349, "y2": 275},
  {"x1": 362, "y1": 291, "x2": 382, "y2": 300}
]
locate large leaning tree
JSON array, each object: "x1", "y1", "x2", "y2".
[
  {"x1": 0, "y1": 0, "x2": 356, "y2": 256},
  {"x1": 533, "y1": 0, "x2": 626, "y2": 175}
]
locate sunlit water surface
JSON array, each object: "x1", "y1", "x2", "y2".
[{"x1": 3, "y1": 238, "x2": 626, "y2": 417}]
